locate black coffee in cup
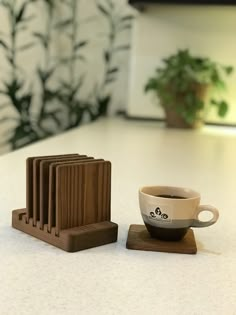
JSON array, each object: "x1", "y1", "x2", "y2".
[{"x1": 155, "y1": 194, "x2": 187, "y2": 199}]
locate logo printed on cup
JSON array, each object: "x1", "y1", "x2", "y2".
[{"x1": 148, "y1": 206, "x2": 172, "y2": 224}]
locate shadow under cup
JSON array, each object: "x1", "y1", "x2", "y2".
[{"x1": 139, "y1": 186, "x2": 219, "y2": 242}]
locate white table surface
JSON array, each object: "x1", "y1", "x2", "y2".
[{"x1": 0, "y1": 117, "x2": 236, "y2": 315}]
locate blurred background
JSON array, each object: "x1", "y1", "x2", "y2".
[
  {"x1": 0, "y1": 0, "x2": 235, "y2": 155},
  {"x1": 0, "y1": 0, "x2": 132, "y2": 154}
]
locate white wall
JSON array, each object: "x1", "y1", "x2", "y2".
[{"x1": 127, "y1": 5, "x2": 236, "y2": 124}]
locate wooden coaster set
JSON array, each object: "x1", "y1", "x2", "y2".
[{"x1": 12, "y1": 154, "x2": 118, "y2": 252}]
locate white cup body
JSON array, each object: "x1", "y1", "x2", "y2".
[{"x1": 139, "y1": 186, "x2": 201, "y2": 229}]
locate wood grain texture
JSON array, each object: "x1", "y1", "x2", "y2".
[
  {"x1": 126, "y1": 225, "x2": 197, "y2": 254},
  {"x1": 47, "y1": 158, "x2": 101, "y2": 232},
  {"x1": 26, "y1": 157, "x2": 34, "y2": 223},
  {"x1": 26, "y1": 154, "x2": 77, "y2": 224},
  {"x1": 32, "y1": 154, "x2": 78, "y2": 226},
  {"x1": 15, "y1": 154, "x2": 117, "y2": 252},
  {"x1": 12, "y1": 209, "x2": 118, "y2": 252},
  {"x1": 55, "y1": 161, "x2": 111, "y2": 236},
  {"x1": 39, "y1": 155, "x2": 88, "y2": 229}
]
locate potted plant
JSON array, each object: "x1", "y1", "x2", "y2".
[{"x1": 144, "y1": 49, "x2": 233, "y2": 128}]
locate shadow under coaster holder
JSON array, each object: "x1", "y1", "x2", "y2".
[{"x1": 12, "y1": 154, "x2": 118, "y2": 252}]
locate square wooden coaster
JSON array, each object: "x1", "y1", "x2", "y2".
[
  {"x1": 126, "y1": 225, "x2": 197, "y2": 254},
  {"x1": 26, "y1": 154, "x2": 78, "y2": 224},
  {"x1": 55, "y1": 161, "x2": 111, "y2": 235}
]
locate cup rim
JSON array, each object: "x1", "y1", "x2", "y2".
[{"x1": 139, "y1": 185, "x2": 200, "y2": 200}]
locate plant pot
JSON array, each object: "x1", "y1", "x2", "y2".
[
  {"x1": 164, "y1": 108, "x2": 203, "y2": 129},
  {"x1": 163, "y1": 84, "x2": 208, "y2": 129}
]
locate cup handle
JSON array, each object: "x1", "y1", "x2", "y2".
[{"x1": 191, "y1": 205, "x2": 219, "y2": 227}]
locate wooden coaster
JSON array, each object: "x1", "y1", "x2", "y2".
[
  {"x1": 39, "y1": 155, "x2": 89, "y2": 228},
  {"x1": 26, "y1": 154, "x2": 78, "y2": 223},
  {"x1": 126, "y1": 224, "x2": 197, "y2": 254},
  {"x1": 55, "y1": 161, "x2": 111, "y2": 235}
]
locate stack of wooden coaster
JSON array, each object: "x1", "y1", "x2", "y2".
[{"x1": 12, "y1": 154, "x2": 118, "y2": 252}]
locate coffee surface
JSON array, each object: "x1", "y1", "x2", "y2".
[{"x1": 155, "y1": 194, "x2": 186, "y2": 199}]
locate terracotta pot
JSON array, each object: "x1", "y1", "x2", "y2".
[{"x1": 162, "y1": 84, "x2": 208, "y2": 129}]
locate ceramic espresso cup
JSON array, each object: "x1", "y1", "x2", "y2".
[{"x1": 139, "y1": 186, "x2": 219, "y2": 241}]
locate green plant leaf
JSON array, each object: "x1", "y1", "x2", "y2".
[
  {"x1": 8, "y1": 121, "x2": 39, "y2": 150},
  {"x1": 97, "y1": 4, "x2": 110, "y2": 17},
  {"x1": 1, "y1": 1, "x2": 12, "y2": 10},
  {"x1": 211, "y1": 99, "x2": 228, "y2": 117},
  {"x1": 20, "y1": 93, "x2": 33, "y2": 113},
  {"x1": 214, "y1": 79, "x2": 225, "y2": 90},
  {"x1": 59, "y1": 80, "x2": 71, "y2": 91},
  {"x1": 33, "y1": 32, "x2": 48, "y2": 48},
  {"x1": 37, "y1": 67, "x2": 55, "y2": 84},
  {"x1": 108, "y1": 67, "x2": 119, "y2": 74},
  {"x1": 144, "y1": 78, "x2": 158, "y2": 93},
  {"x1": 223, "y1": 66, "x2": 233, "y2": 75},
  {"x1": 17, "y1": 42, "x2": 35, "y2": 51},
  {"x1": 117, "y1": 24, "x2": 132, "y2": 32},
  {"x1": 1, "y1": 1, "x2": 14, "y2": 19},
  {"x1": 6, "y1": 55, "x2": 14, "y2": 66},
  {"x1": 4, "y1": 79, "x2": 23, "y2": 94},
  {"x1": 43, "y1": 0, "x2": 54, "y2": 9},
  {"x1": 218, "y1": 100, "x2": 228, "y2": 117},
  {"x1": 105, "y1": 77, "x2": 116, "y2": 84},
  {"x1": 18, "y1": 14, "x2": 35, "y2": 24},
  {"x1": 0, "y1": 39, "x2": 9, "y2": 51},
  {"x1": 104, "y1": 51, "x2": 110, "y2": 63},
  {"x1": 119, "y1": 15, "x2": 135, "y2": 23},
  {"x1": 42, "y1": 110, "x2": 62, "y2": 127},
  {"x1": 114, "y1": 45, "x2": 130, "y2": 52},
  {"x1": 3, "y1": 79, "x2": 28, "y2": 114},
  {"x1": 16, "y1": 3, "x2": 27, "y2": 23},
  {"x1": 106, "y1": 0, "x2": 114, "y2": 9},
  {"x1": 55, "y1": 19, "x2": 73, "y2": 29},
  {"x1": 195, "y1": 99, "x2": 204, "y2": 110},
  {"x1": 97, "y1": 95, "x2": 111, "y2": 116},
  {"x1": 121, "y1": 15, "x2": 135, "y2": 22},
  {"x1": 73, "y1": 40, "x2": 88, "y2": 51}
]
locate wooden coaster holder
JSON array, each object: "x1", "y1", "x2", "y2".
[{"x1": 12, "y1": 154, "x2": 118, "y2": 252}]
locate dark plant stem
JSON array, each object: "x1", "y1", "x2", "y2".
[
  {"x1": 11, "y1": 0, "x2": 17, "y2": 81},
  {"x1": 102, "y1": 18, "x2": 115, "y2": 94}
]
